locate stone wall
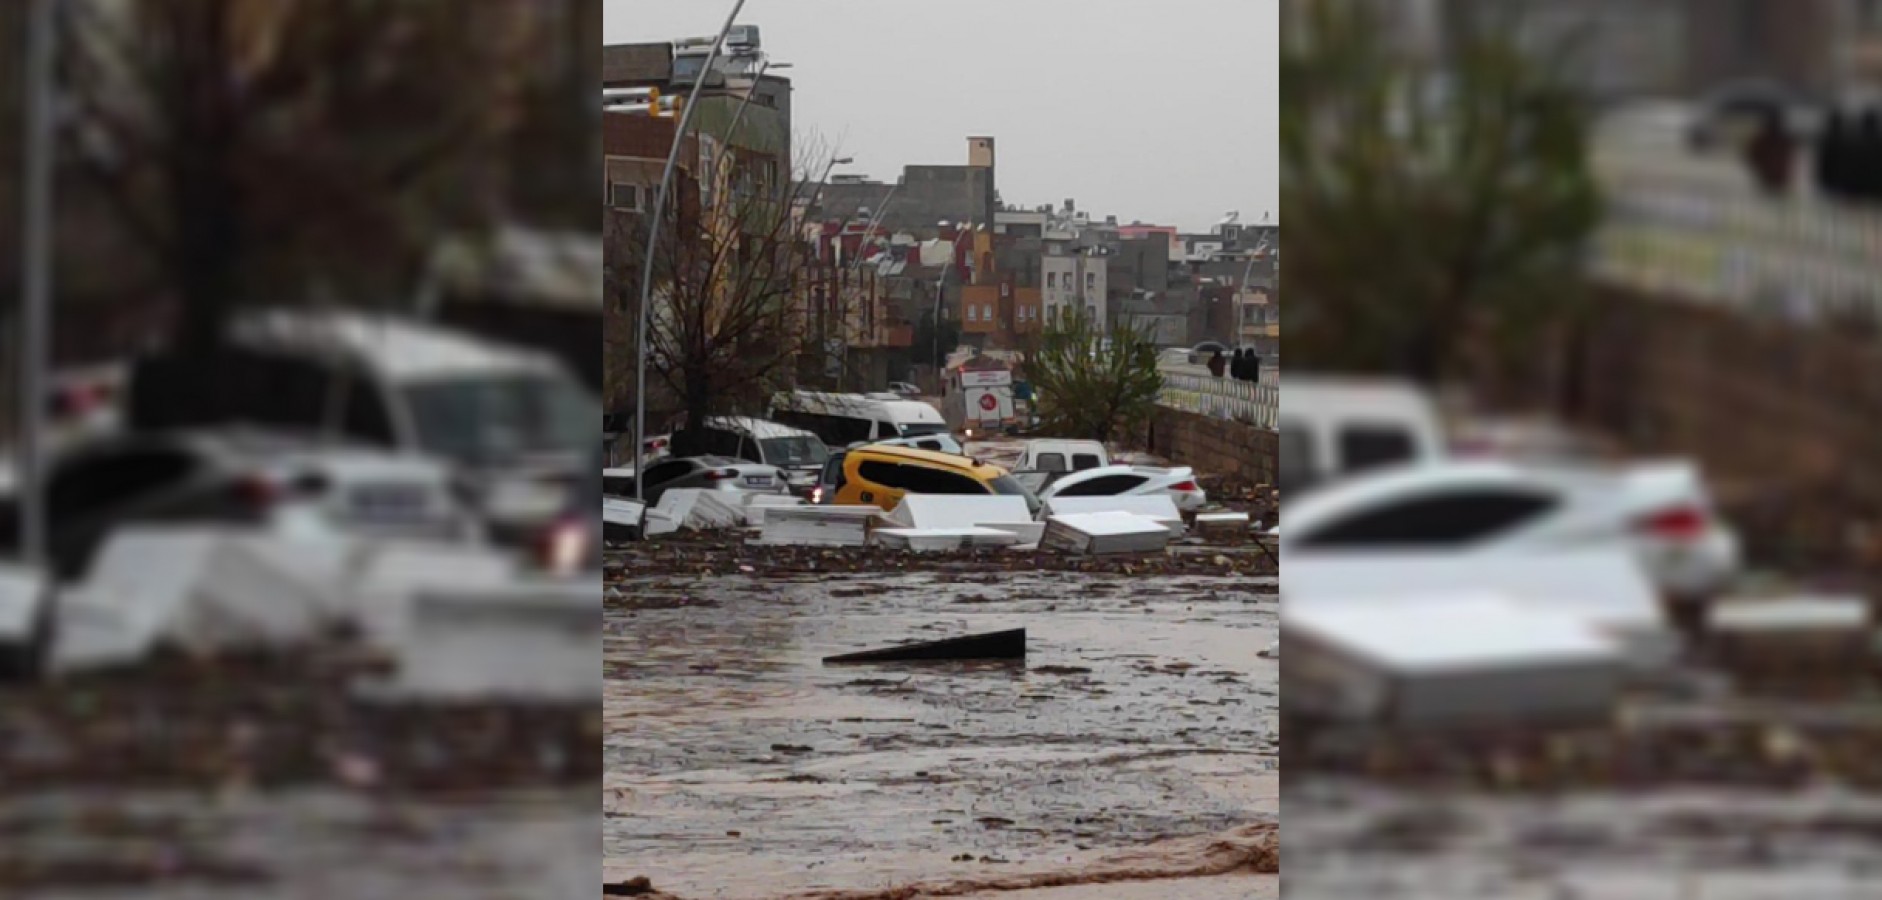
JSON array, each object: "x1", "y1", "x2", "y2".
[{"x1": 1142, "y1": 407, "x2": 1278, "y2": 490}]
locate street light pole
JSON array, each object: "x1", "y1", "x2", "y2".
[
  {"x1": 633, "y1": 0, "x2": 747, "y2": 504},
  {"x1": 19, "y1": 0, "x2": 56, "y2": 570},
  {"x1": 721, "y1": 58, "x2": 789, "y2": 161},
  {"x1": 843, "y1": 181, "x2": 899, "y2": 282},
  {"x1": 930, "y1": 238, "x2": 957, "y2": 386},
  {"x1": 804, "y1": 153, "x2": 853, "y2": 387}
]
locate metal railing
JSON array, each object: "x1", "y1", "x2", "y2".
[
  {"x1": 1591, "y1": 156, "x2": 1882, "y2": 326},
  {"x1": 1158, "y1": 371, "x2": 1278, "y2": 430}
]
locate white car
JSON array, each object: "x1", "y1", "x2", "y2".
[
  {"x1": 33, "y1": 429, "x2": 483, "y2": 582},
  {"x1": 1038, "y1": 465, "x2": 1208, "y2": 512},
  {"x1": 1279, "y1": 460, "x2": 1742, "y2": 599}
]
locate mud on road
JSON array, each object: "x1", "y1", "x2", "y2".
[
  {"x1": 0, "y1": 651, "x2": 599, "y2": 899},
  {"x1": 1289, "y1": 777, "x2": 1882, "y2": 898},
  {"x1": 1288, "y1": 697, "x2": 1882, "y2": 897},
  {"x1": 604, "y1": 567, "x2": 1278, "y2": 899}
]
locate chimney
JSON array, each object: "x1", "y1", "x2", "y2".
[{"x1": 968, "y1": 136, "x2": 996, "y2": 168}]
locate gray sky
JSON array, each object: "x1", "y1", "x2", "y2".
[{"x1": 604, "y1": 0, "x2": 1278, "y2": 233}]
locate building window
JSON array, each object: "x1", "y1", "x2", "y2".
[
  {"x1": 984, "y1": 304, "x2": 994, "y2": 321},
  {"x1": 967, "y1": 305, "x2": 979, "y2": 323},
  {"x1": 1047, "y1": 272, "x2": 1057, "y2": 288},
  {"x1": 609, "y1": 183, "x2": 644, "y2": 211},
  {"x1": 1085, "y1": 272, "x2": 1096, "y2": 289}
]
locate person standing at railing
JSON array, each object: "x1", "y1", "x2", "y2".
[
  {"x1": 1857, "y1": 111, "x2": 1882, "y2": 204},
  {"x1": 1208, "y1": 349, "x2": 1227, "y2": 378},
  {"x1": 1816, "y1": 108, "x2": 1853, "y2": 202},
  {"x1": 1744, "y1": 107, "x2": 1796, "y2": 198}
]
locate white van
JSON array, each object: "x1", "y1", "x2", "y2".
[
  {"x1": 1018, "y1": 439, "x2": 1110, "y2": 474},
  {"x1": 769, "y1": 390, "x2": 951, "y2": 449},
  {"x1": 130, "y1": 309, "x2": 598, "y2": 543},
  {"x1": 1279, "y1": 377, "x2": 1445, "y2": 497},
  {"x1": 697, "y1": 416, "x2": 830, "y2": 493}
]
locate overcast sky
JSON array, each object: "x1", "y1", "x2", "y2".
[{"x1": 604, "y1": 0, "x2": 1278, "y2": 233}]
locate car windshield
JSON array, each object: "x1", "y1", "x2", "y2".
[
  {"x1": 403, "y1": 374, "x2": 596, "y2": 466},
  {"x1": 761, "y1": 436, "x2": 829, "y2": 468},
  {"x1": 990, "y1": 474, "x2": 1041, "y2": 516}
]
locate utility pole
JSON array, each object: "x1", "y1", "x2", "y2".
[
  {"x1": 633, "y1": 0, "x2": 747, "y2": 504},
  {"x1": 19, "y1": 0, "x2": 57, "y2": 570}
]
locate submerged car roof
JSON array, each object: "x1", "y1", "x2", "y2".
[
  {"x1": 772, "y1": 390, "x2": 946, "y2": 425},
  {"x1": 849, "y1": 443, "x2": 1005, "y2": 474},
  {"x1": 703, "y1": 416, "x2": 820, "y2": 440}
]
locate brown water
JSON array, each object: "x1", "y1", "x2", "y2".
[
  {"x1": 603, "y1": 569, "x2": 1278, "y2": 898},
  {"x1": 0, "y1": 790, "x2": 596, "y2": 899},
  {"x1": 1289, "y1": 778, "x2": 1882, "y2": 898}
]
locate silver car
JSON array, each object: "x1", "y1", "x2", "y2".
[{"x1": 635, "y1": 455, "x2": 791, "y2": 506}]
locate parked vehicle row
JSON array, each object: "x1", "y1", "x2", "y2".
[
  {"x1": 603, "y1": 391, "x2": 1210, "y2": 532},
  {"x1": 1278, "y1": 376, "x2": 1743, "y2": 599},
  {"x1": 9, "y1": 310, "x2": 603, "y2": 578}
]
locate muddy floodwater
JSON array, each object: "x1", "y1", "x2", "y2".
[
  {"x1": 1290, "y1": 778, "x2": 1882, "y2": 898},
  {"x1": 603, "y1": 568, "x2": 1278, "y2": 898},
  {"x1": 1, "y1": 790, "x2": 595, "y2": 899}
]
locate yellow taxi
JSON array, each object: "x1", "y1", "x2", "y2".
[{"x1": 833, "y1": 444, "x2": 1037, "y2": 514}]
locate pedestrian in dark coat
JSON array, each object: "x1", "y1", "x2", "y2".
[
  {"x1": 1859, "y1": 109, "x2": 1882, "y2": 203},
  {"x1": 1207, "y1": 350, "x2": 1227, "y2": 378},
  {"x1": 1744, "y1": 108, "x2": 1796, "y2": 197},
  {"x1": 1816, "y1": 108, "x2": 1851, "y2": 201}
]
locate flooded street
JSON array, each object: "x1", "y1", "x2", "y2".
[
  {"x1": 0, "y1": 652, "x2": 600, "y2": 898},
  {"x1": 1289, "y1": 778, "x2": 1882, "y2": 898},
  {"x1": 603, "y1": 568, "x2": 1278, "y2": 898}
]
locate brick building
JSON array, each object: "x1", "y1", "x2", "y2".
[{"x1": 817, "y1": 138, "x2": 998, "y2": 239}]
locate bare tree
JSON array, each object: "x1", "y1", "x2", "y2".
[
  {"x1": 626, "y1": 140, "x2": 839, "y2": 455},
  {"x1": 56, "y1": 0, "x2": 543, "y2": 350}
]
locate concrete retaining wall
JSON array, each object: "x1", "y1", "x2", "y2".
[{"x1": 1142, "y1": 407, "x2": 1278, "y2": 490}]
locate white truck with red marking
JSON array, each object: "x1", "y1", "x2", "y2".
[{"x1": 946, "y1": 368, "x2": 1016, "y2": 437}]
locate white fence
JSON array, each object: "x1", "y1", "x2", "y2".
[
  {"x1": 1159, "y1": 372, "x2": 1278, "y2": 430},
  {"x1": 1591, "y1": 152, "x2": 1882, "y2": 325}
]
